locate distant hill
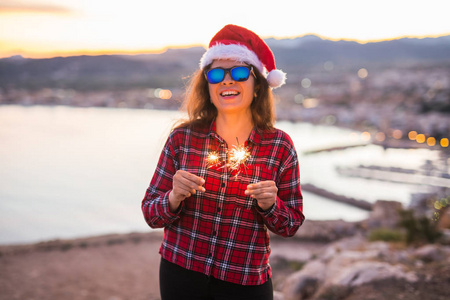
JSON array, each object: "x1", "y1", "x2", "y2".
[
  {"x1": 1, "y1": 35, "x2": 449, "y2": 91},
  {"x1": 266, "y1": 35, "x2": 450, "y2": 72}
]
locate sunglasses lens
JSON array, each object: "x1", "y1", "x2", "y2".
[
  {"x1": 231, "y1": 66, "x2": 250, "y2": 81},
  {"x1": 207, "y1": 68, "x2": 225, "y2": 84},
  {"x1": 206, "y1": 66, "x2": 251, "y2": 83}
]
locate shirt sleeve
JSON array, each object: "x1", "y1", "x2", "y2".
[
  {"x1": 141, "y1": 132, "x2": 182, "y2": 228},
  {"x1": 256, "y1": 141, "x2": 305, "y2": 237}
]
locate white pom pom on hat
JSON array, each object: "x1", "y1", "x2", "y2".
[
  {"x1": 267, "y1": 69, "x2": 286, "y2": 88},
  {"x1": 199, "y1": 24, "x2": 287, "y2": 89}
]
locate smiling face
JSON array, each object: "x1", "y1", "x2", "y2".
[{"x1": 208, "y1": 59, "x2": 255, "y2": 117}]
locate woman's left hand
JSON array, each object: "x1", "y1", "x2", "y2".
[{"x1": 245, "y1": 181, "x2": 278, "y2": 211}]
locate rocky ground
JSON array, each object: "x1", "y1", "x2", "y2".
[
  {"x1": 275, "y1": 235, "x2": 450, "y2": 300},
  {"x1": 1, "y1": 209, "x2": 449, "y2": 300}
]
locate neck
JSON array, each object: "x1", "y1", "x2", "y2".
[{"x1": 215, "y1": 111, "x2": 253, "y2": 148}]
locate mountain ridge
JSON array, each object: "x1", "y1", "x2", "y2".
[{"x1": 1, "y1": 34, "x2": 449, "y2": 90}]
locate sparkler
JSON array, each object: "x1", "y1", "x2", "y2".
[
  {"x1": 206, "y1": 150, "x2": 221, "y2": 168},
  {"x1": 226, "y1": 138, "x2": 251, "y2": 178},
  {"x1": 205, "y1": 138, "x2": 251, "y2": 178}
]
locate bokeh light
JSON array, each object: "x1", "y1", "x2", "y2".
[
  {"x1": 154, "y1": 88, "x2": 162, "y2": 98},
  {"x1": 416, "y1": 134, "x2": 426, "y2": 143},
  {"x1": 159, "y1": 89, "x2": 172, "y2": 100},
  {"x1": 322, "y1": 115, "x2": 337, "y2": 125},
  {"x1": 375, "y1": 132, "x2": 386, "y2": 142},
  {"x1": 294, "y1": 94, "x2": 304, "y2": 104},
  {"x1": 303, "y1": 98, "x2": 319, "y2": 108},
  {"x1": 408, "y1": 131, "x2": 418, "y2": 140},
  {"x1": 441, "y1": 138, "x2": 449, "y2": 147},
  {"x1": 361, "y1": 131, "x2": 371, "y2": 141},
  {"x1": 392, "y1": 129, "x2": 402, "y2": 139},
  {"x1": 324, "y1": 61, "x2": 334, "y2": 71},
  {"x1": 349, "y1": 132, "x2": 359, "y2": 141},
  {"x1": 301, "y1": 78, "x2": 312, "y2": 88},
  {"x1": 426, "y1": 137, "x2": 436, "y2": 146},
  {"x1": 357, "y1": 68, "x2": 368, "y2": 79},
  {"x1": 154, "y1": 88, "x2": 172, "y2": 100}
]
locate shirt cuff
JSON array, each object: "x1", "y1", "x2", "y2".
[
  {"x1": 255, "y1": 199, "x2": 278, "y2": 216},
  {"x1": 161, "y1": 192, "x2": 183, "y2": 220}
]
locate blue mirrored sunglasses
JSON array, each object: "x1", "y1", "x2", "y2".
[{"x1": 204, "y1": 66, "x2": 254, "y2": 84}]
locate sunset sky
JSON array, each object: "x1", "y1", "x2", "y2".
[{"x1": 1, "y1": 0, "x2": 449, "y2": 58}]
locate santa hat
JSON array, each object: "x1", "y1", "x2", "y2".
[{"x1": 199, "y1": 24, "x2": 286, "y2": 89}]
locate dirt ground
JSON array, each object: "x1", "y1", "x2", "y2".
[
  {"x1": 0, "y1": 232, "x2": 163, "y2": 300},
  {"x1": 1, "y1": 231, "x2": 448, "y2": 300},
  {"x1": 0, "y1": 231, "x2": 326, "y2": 300}
]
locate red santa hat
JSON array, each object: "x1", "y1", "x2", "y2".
[{"x1": 199, "y1": 24, "x2": 286, "y2": 89}]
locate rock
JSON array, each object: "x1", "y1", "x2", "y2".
[
  {"x1": 281, "y1": 237, "x2": 423, "y2": 299},
  {"x1": 330, "y1": 261, "x2": 418, "y2": 287},
  {"x1": 321, "y1": 239, "x2": 418, "y2": 288},
  {"x1": 437, "y1": 206, "x2": 450, "y2": 230},
  {"x1": 321, "y1": 235, "x2": 367, "y2": 261},
  {"x1": 440, "y1": 229, "x2": 450, "y2": 245},
  {"x1": 413, "y1": 244, "x2": 445, "y2": 262},
  {"x1": 282, "y1": 260, "x2": 326, "y2": 300},
  {"x1": 294, "y1": 220, "x2": 362, "y2": 242},
  {"x1": 273, "y1": 290, "x2": 285, "y2": 300},
  {"x1": 283, "y1": 276, "x2": 318, "y2": 300},
  {"x1": 365, "y1": 200, "x2": 403, "y2": 229}
]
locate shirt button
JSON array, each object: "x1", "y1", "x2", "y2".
[
  {"x1": 213, "y1": 231, "x2": 217, "y2": 236},
  {"x1": 217, "y1": 208, "x2": 221, "y2": 212},
  {"x1": 221, "y1": 182, "x2": 226, "y2": 188}
]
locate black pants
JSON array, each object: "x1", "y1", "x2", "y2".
[{"x1": 159, "y1": 258, "x2": 273, "y2": 300}]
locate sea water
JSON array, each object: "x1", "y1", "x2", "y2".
[{"x1": 0, "y1": 105, "x2": 439, "y2": 244}]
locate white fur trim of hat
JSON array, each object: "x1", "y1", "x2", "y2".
[{"x1": 199, "y1": 24, "x2": 286, "y2": 88}]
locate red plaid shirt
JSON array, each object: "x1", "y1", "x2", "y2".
[{"x1": 142, "y1": 121, "x2": 304, "y2": 285}]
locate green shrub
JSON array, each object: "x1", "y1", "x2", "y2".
[
  {"x1": 398, "y1": 209, "x2": 441, "y2": 245},
  {"x1": 369, "y1": 228, "x2": 405, "y2": 242}
]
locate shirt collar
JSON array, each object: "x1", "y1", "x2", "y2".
[{"x1": 208, "y1": 120, "x2": 262, "y2": 145}]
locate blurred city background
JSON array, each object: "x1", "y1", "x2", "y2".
[{"x1": 1, "y1": 1, "x2": 450, "y2": 299}]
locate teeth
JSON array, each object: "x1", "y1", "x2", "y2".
[{"x1": 221, "y1": 91, "x2": 239, "y2": 96}]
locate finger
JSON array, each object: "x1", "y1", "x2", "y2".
[
  {"x1": 173, "y1": 183, "x2": 194, "y2": 199},
  {"x1": 178, "y1": 171, "x2": 206, "y2": 192},
  {"x1": 179, "y1": 170, "x2": 205, "y2": 186},
  {"x1": 247, "y1": 181, "x2": 276, "y2": 190},
  {"x1": 246, "y1": 186, "x2": 277, "y2": 197},
  {"x1": 250, "y1": 190, "x2": 272, "y2": 199},
  {"x1": 256, "y1": 193, "x2": 277, "y2": 201},
  {"x1": 175, "y1": 171, "x2": 205, "y2": 189},
  {"x1": 173, "y1": 173, "x2": 199, "y2": 194},
  {"x1": 173, "y1": 173, "x2": 194, "y2": 188},
  {"x1": 176, "y1": 181, "x2": 198, "y2": 195},
  {"x1": 250, "y1": 185, "x2": 277, "y2": 193},
  {"x1": 174, "y1": 171, "x2": 205, "y2": 194},
  {"x1": 173, "y1": 187, "x2": 192, "y2": 199}
]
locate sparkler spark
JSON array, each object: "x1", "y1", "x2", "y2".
[
  {"x1": 227, "y1": 139, "x2": 251, "y2": 177},
  {"x1": 205, "y1": 138, "x2": 251, "y2": 178},
  {"x1": 206, "y1": 150, "x2": 221, "y2": 168}
]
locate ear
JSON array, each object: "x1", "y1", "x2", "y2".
[{"x1": 253, "y1": 81, "x2": 261, "y2": 94}]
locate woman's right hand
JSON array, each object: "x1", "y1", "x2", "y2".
[{"x1": 168, "y1": 170, "x2": 205, "y2": 212}]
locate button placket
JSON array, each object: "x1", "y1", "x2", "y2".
[{"x1": 209, "y1": 164, "x2": 227, "y2": 266}]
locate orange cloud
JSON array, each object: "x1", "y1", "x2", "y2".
[{"x1": 0, "y1": 1, "x2": 74, "y2": 14}]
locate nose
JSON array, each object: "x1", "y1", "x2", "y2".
[{"x1": 221, "y1": 70, "x2": 234, "y2": 84}]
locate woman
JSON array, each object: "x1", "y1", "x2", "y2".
[{"x1": 142, "y1": 24, "x2": 305, "y2": 300}]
